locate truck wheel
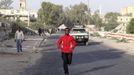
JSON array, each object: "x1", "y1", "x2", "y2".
[{"x1": 84, "y1": 42, "x2": 88, "y2": 46}]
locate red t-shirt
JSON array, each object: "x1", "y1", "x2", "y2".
[{"x1": 57, "y1": 34, "x2": 76, "y2": 53}]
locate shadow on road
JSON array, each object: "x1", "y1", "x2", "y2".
[
  {"x1": 76, "y1": 41, "x2": 103, "y2": 46},
  {"x1": 21, "y1": 49, "x2": 63, "y2": 75},
  {"x1": 49, "y1": 35, "x2": 60, "y2": 39},
  {"x1": 40, "y1": 43, "x2": 56, "y2": 47},
  {"x1": 74, "y1": 64, "x2": 116, "y2": 75},
  {"x1": 74, "y1": 64, "x2": 115, "y2": 75},
  {"x1": 0, "y1": 52, "x2": 18, "y2": 55},
  {"x1": 88, "y1": 41, "x2": 103, "y2": 46},
  {"x1": 73, "y1": 49, "x2": 125, "y2": 65}
]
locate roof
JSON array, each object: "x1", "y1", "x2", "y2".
[{"x1": 58, "y1": 24, "x2": 67, "y2": 29}]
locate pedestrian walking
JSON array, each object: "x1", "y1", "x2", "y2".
[
  {"x1": 57, "y1": 28, "x2": 76, "y2": 75},
  {"x1": 38, "y1": 28, "x2": 42, "y2": 36},
  {"x1": 15, "y1": 27, "x2": 24, "y2": 52}
]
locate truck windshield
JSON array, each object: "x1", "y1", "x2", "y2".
[{"x1": 72, "y1": 29, "x2": 85, "y2": 32}]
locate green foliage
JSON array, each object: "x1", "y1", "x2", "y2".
[
  {"x1": 105, "y1": 12, "x2": 120, "y2": 22},
  {"x1": 64, "y1": 2, "x2": 90, "y2": 27},
  {"x1": 90, "y1": 10, "x2": 103, "y2": 29},
  {"x1": 104, "y1": 23, "x2": 118, "y2": 31},
  {"x1": 11, "y1": 20, "x2": 36, "y2": 35},
  {"x1": 116, "y1": 38, "x2": 128, "y2": 43},
  {"x1": 112, "y1": 29, "x2": 118, "y2": 33},
  {"x1": 104, "y1": 12, "x2": 120, "y2": 31},
  {"x1": 37, "y1": 2, "x2": 91, "y2": 28},
  {"x1": 38, "y1": 2, "x2": 64, "y2": 27},
  {"x1": 126, "y1": 18, "x2": 134, "y2": 34},
  {"x1": 15, "y1": 18, "x2": 27, "y2": 27},
  {"x1": 29, "y1": 22, "x2": 44, "y2": 30},
  {"x1": 91, "y1": 32, "x2": 100, "y2": 37},
  {"x1": 111, "y1": 37, "x2": 128, "y2": 43}
]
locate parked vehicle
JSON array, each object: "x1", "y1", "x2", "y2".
[{"x1": 70, "y1": 27, "x2": 89, "y2": 45}]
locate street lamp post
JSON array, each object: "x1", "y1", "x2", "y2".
[
  {"x1": 87, "y1": 0, "x2": 89, "y2": 11},
  {"x1": 87, "y1": 0, "x2": 90, "y2": 25},
  {"x1": 27, "y1": 11, "x2": 30, "y2": 27}
]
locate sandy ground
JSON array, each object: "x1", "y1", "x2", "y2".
[
  {"x1": 0, "y1": 36, "x2": 44, "y2": 75},
  {"x1": 91, "y1": 37, "x2": 134, "y2": 55}
]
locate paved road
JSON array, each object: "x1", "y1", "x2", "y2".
[{"x1": 21, "y1": 34, "x2": 134, "y2": 75}]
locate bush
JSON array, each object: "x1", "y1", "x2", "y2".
[
  {"x1": 11, "y1": 21, "x2": 37, "y2": 35},
  {"x1": 104, "y1": 24, "x2": 118, "y2": 31},
  {"x1": 91, "y1": 32, "x2": 100, "y2": 37},
  {"x1": 126, "y1": 18, "x2": 134, "y2": 34},
  {"x1": 8, "y1": 33, "x2": 14, "y2": 38},
  {"x1": 111, "y1": 37, "x2": 128, "y2": 43},
  {"x1": 116, "y1": 38, "x2": 128, "y2": 43},
  {"x1": 29, "y1": 22, "x2": 44, "y2": 30}
]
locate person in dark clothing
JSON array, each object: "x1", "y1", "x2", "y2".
[
  {"x1": 38, "y1": 28, "x2": 42, "y2": 36},
  {"x1": 57, "y1": 28, "x2": 76, "y2": 75}
]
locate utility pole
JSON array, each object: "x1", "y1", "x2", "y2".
[
  {"x1": 99, "y1": 4, "x2": 102, "y2": 16},
  {"x1": 87, "y1": 0, "x2": 89, "y2": 11},
  {"x1": 87, "y1": 0, "x2": 90, "y2": 25},
  {"x1": 28, "y1": 11, "x2": 30, "y2": 27}
]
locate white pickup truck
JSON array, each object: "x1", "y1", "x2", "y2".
[{"x1": 70, "y1": 27, "x2": 89, "y2": 45}]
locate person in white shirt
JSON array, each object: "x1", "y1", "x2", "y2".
[{"x1": 15, "y1": 27, "x2": 24, "y2": 52}]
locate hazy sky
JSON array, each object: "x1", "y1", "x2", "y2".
[{"x1": 11, "y1": 0, "x2": 134, "y2": 13}]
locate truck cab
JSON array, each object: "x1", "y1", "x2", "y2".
[{"x1": 70, "y1": 27, "x2": 89, "y2": 45}]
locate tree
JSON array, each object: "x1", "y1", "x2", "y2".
[
  {"x1": 126, "y1": 18, "x2": 134, "y2": 34},
  {"x1": 65, "y1": 2, "x2": 90, "y2": 26},
  {"x1": 90, "y1": 10, "x2": 103, "y2": 29},
  {"x1": 38, "y1": 2, "x2": 64, "y2": 27},
  {"x1": 38, "y1": 2, "x2": 91, "y2": 28},
  {"x1": 104, "y1": 12, "x2": 120, "y2": 31},
  {"x1": 0, "y1": 0, "x2": 13, "y2": 9},
  {"x1": 29, "y1": 22, "x2": 44, "y2": 30}
]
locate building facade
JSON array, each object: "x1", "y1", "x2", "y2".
[
  {"x1": 116, "y1": 5, "x2": 134, "y2": 34},
  {"x1": 118, "y1": 5, "x2": 134, "y2": 24},
  {"x1": 117, "y1": 16, "x2": 132, "y2": 23},
  {"x1": 121, "y1": 5, "x2": 134, "y2": 16},
  {"x1": 0, "y1": 0, "x2": 37, "y2": 24},
  {"x1": 20, "y1": 0, "x2": 26, "y2": 10}
]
